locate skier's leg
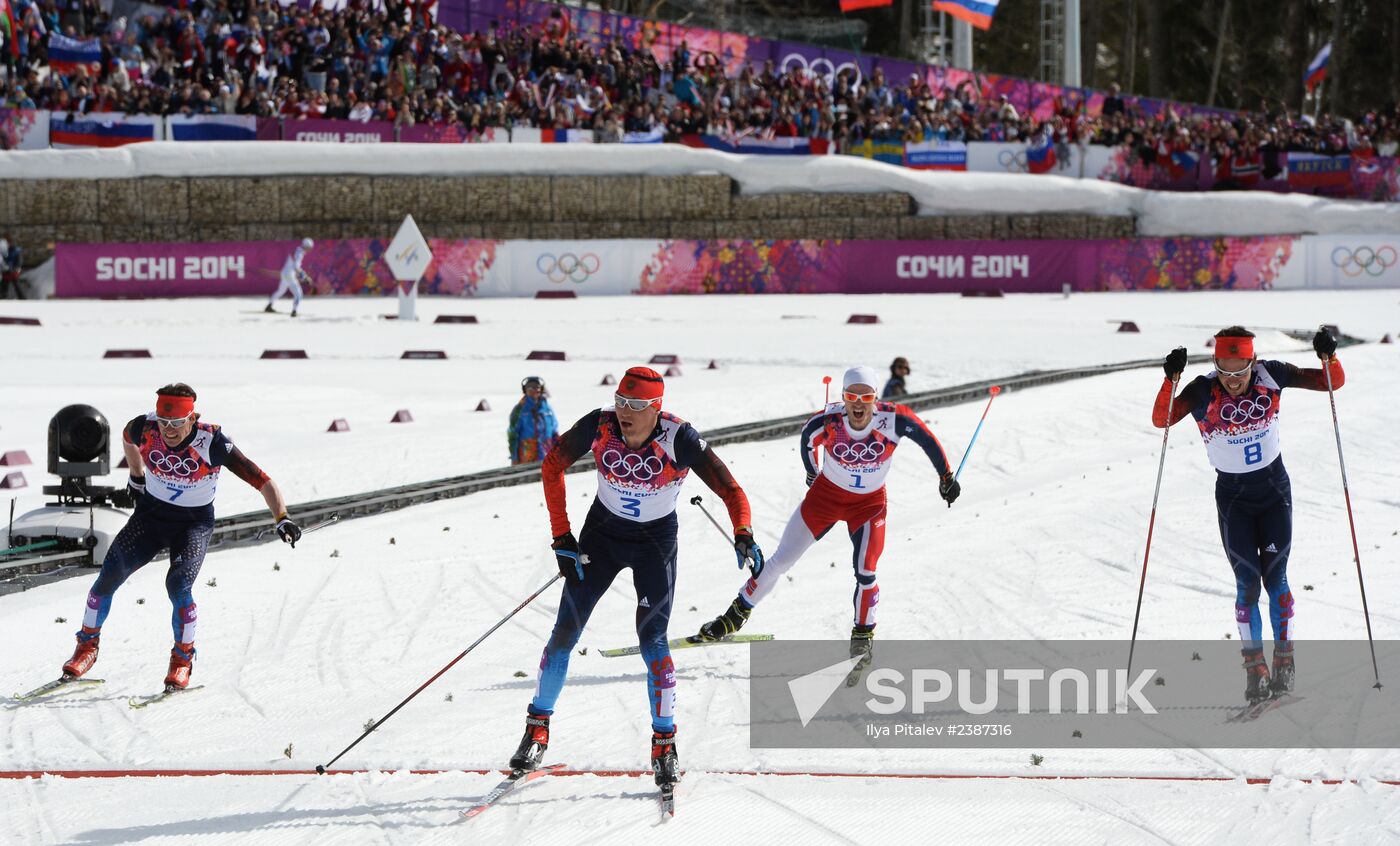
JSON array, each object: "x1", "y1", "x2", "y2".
[
  {"x1": 1258, "y1": 473, "x2": 1295, "y2": 644},
  {"x1": 77, "y1": 511, "x2": 166, "y2": 640},
  {"x1": 634, "y1": 535, "x2": 678, "y2": 732},
  {"x1": 164, "y1": 519, "x2": 214, "y2": 659},
  {"x1": 738, "y1": 495, "x2": 830, "y2": 609},
  {"x1": 528, "y1": 538, "x2": 621, "y2": 717},
  {"x1": 849, "y1": 500, "x2": 888, "y2": 629},
  {"x1": 1217, "y1": 483, "x2": 1264, "y2": 651}
]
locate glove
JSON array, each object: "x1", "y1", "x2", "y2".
[
  {"x1": 939, "y1": 473, "x2": 961, "y2": 507},
  {"x1": 553, "y1": 532, "x2": 585, "y2": 582},
  {"x1": 1312, "y1": 327, "x2": 1337, "y2": 358},
  {"x1": 804, "y1": 470, "x2": 817, "y2": 487},
  {"x1": 127, "y1": 475, "x2": 145, "y2": 498},
  {"x1": 1163, "y1": 347, "x2": 1188, "y2": 379},
  {"x1": 734, "y1": 528, "x2": 764, "y2": 578},
  {"x1": 275, "y1": 514, "x2": 302, "y2": 547}
]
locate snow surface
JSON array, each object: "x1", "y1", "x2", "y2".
[
  {"x1": 4, "y1": 142, "x2": 1399, "y2": 236},
  {"x1": 2, "y1": 290, "x2": 1400, "y2": 844}
]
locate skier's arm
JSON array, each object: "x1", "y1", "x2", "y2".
[
  {"x1": 691, "y1": 447, "x2": 753, "y2": 533},
  {"x1": 798, "y1": 412, "x2": 826, "y2": 480},
  {"x1": 541, "y1": 410, "x2": 601, "y2": 537},
  {"x1": 1151, "y1": 377, "x2": 1205, "y2": 428},
  {"x1": 122, "y1": 416, "x2": 145, "y2": 481},
  {"x1": 1267, "y1": 357, "x2": 1345, "y2": 392},
  {"x1": 508, "y1": 401, "x2": 522, "y2": 461},
  {"x1": 894, "y1": 405, "x2": 951, "y2": 478}
]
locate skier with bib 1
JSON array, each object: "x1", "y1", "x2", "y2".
[
  {"x1": 695, "y1": 365, "x2": 959, "y2": 676},
  {"x1": 506, "y1": 366, "x2": 763, "y2": 790}
]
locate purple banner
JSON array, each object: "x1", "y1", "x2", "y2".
[
  {"x1": 281, "y1": 118, "x2": 395, "y2": 144},
  {"x1": 397, "y1": 123, "x2": 510, "y2": 143}
]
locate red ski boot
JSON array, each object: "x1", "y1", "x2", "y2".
[
  {"x1": 62, "y1": 634, "x2": 101, "y2": 679},
  {"x1": 164, "y1": 643, "x2": 195, "y2": 690}
]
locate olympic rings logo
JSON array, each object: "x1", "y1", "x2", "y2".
[
  {"x1": 779, "y1": 53, "x2": 863, "y2": 89},
  {"x1": 998, "y1": 149, "x2": 1028, "y2": 172},
  {"x1": 536, "y1": 252, "x2": 601, "y2": 284},
  {"x1": 1330, "y1": 246, "x2": 1398, "y2": 277},
  {"x1": 148, "y1": 450, "x2": 200, "y2": 477},
  {"x1": 831, "y1": 441, "x2": 886, "y2": 463},
  {"x1": 601, "y1": 449, "x2": 664, "y2": 481},
  {"x1": 1219, "y1": 395, "x2": 1273, "y2": 426}
]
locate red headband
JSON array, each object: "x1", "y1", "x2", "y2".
[
  {"x1": 619, "y1": 366, "x2": 664, "y2": 401},
  {"x1": 156, "y1": 393, "x2": 195, "y2": 419},
  {"x1": 1214, "y1": 337, "x2": 1254, "y2": 360}
]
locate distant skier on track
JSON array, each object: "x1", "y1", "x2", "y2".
[
  {"x1": 57, "y1": 383, "x2": 301, "y2": 693},
  {"x1": 695, "y1": 365, "x2": 959, "y2": 676},
  {"x1": 1153, "y1": 326, "x2": 1344, "y2": 704},
  {"x1": 507, "y1": 366, "x2": 763, "y2": 793},
  {"x1": 265, "y1": 238, "x2": 313, "y2": 317}
]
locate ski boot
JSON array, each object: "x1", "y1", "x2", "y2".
[
  {"x1": 509, "y1": 712, "x2": 551, "y2": 771},
  {"x1": 263, "y1": 303, "x2": 276, "y2": 314},
  {"x1": 845, "y1": 624, "x2": 875, "y2": 688},
  {"x1": 695, "y1": 597, "x2": 751, "y2": 642},
  {"x1": 1242, "y1": 651, "x2": 1271, "y2": 704},
  {"x1": 1269, "y1": 645, "x2": 1295, "y2": 698},
  {"x1": 62, "y1": 633, "x2": 100, "y2": 679},
  {"x1": 651, "y1": 729, "x2": 680, "y2": 786},
  {"x1": 164, "y1": 643, "x2": 195, "y2": 691},
  {"x1": 290, "y1": 309, "x2": 298, "y2": 318}
]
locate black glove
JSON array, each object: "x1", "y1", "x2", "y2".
[
  {"x1": 1312, "y1": 327, "x2": 1337, "y2": 358},
  {"x1": 939, "y1": 473, "x2": 961, "y2": 507},
  {"x1": 804, "y1": 470, "x2": 817, "y2": 487},
  {"x1": 734, "y1": 529, "x2": 765, "y2": 578},
  {"x1": 553, "y1": 532, "x2": 585, "y2": 582},
  {"x1": 275, "y1": 514, "x2": 302, "y2": 547},
  {"x1": 1163, "y1": 347, "x2": 1188, "y2": 379}
]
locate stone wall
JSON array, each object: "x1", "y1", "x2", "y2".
[{"x1": 0, "y1": 174, "x2": 1138, "y2": 266}]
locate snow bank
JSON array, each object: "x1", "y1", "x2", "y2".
[{"x1": 3, "y1": 142, "x2": 1398, "y2": 236}]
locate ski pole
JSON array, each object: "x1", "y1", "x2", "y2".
[
  {"x1": 1321, "y1": 348, "x2": 1382, "y2": 689},
  {"x1": 316, "y1": 573, "x2": 562, "y2": 773},
  {"x1": 689, "y1": 495, "x2": 731, "y2": 545},
  {"x1": 1127, "y1": 373, "x2": 1178, "y2": 684},
  {"x1": 256, "y1": 512, "x2": 341, "y2": 542},
  {"x1": 953, "y1": 385, "x2": 1001, "y2": 481}
]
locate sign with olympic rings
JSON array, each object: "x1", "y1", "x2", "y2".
[{"x1": 536, "y1": 252, "x2": 602, "y2": 284}]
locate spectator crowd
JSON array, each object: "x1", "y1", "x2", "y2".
[{"x1": 3, "y1": 0, "x2": 1398, "y2": 168}]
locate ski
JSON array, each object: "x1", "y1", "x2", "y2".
[
  {"x1": 128, "y1": 685, "x2": 205, "y2": 709},
  {"x1": 600, "y1": 633, "x2": 774, "y2": 658},
  {"x1": 461, "y1": 763, "x2": 566, "y2": 819},
  {"x1": 1227, "y1": 694, "x2": 1302, "y2": 724},
  {"x1": 13, "y1": 678, "x2": 105, "y2": 703},
  {"x1": 658, "y1": 783, "x2": 676, "y2": 820}
]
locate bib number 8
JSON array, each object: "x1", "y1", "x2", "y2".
[{"x1": 1243, "y1": 443, "x2": 1262, "y2": 466}]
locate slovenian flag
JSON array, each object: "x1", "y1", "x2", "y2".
[
  {"x1": 48, "y1": 34, "x2": 103, "y2": 74},
  {"x1": 1026, "y1": 137, "x2": 1056, "y2": 174},
  {"x1": 1304, "y1": 42, "x2": 1330, "y2": 92},
  {"x1": 50, "y1": 115, "x2": 159, "y2": 147},
  {"x1": 933, "y1": 0, "x2": 1000, "y2": 30},
  {"x1": 839, "y1": 0, "x2": 893, "y2": 10}
]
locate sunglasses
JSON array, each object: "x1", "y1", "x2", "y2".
[
  {"x1": 1214, "y1": 360, "x2": 1254, "y2": 378},
  {"x1": 155, "y1": 414, "x2": 192, "y2": 428},
  {"x1": 843, "y1": 390, "x2": 878, "y2": 404},
  {"x1": 614, "y1": 395, "x2": 660, "y2": 411}
]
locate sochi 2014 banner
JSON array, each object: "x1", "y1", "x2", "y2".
[{"x1": 55, "y1": 235, "x2": 1321, "y2": 299}]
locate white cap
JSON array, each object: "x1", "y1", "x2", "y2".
[
  {"x1": 843, "y1": 366, "x2": 880, "y2": 392},
  {"x1": 301, "y1": 238, "x2": 314, "y2": 250}
]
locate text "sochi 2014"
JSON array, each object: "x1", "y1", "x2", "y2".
[
  {"x1": 95, "y1": 256, "x2": 247, "y2": 282},
  {"x1": 896, "y1": 255, "x2": 1030, "y2": 279}
]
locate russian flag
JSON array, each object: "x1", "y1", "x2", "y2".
[
  {"x1": 1026, "y1": 138, "x2": 1056, "y2": 174},
  {"x1": 48, "y1": 34, "x2": 102, "y2": 74},
  {"x1": 622, "y1": 127, "x2": 665, "y2": 144},
  {"x1": 167, "y1": 115, "x2": 257, "y2": 142},
  {"x1": 933, "y1": 0, "x2": 1000, "y2": 30},
  {"x1": 1304, "y1": 42, "x2": 1330, "y2": 92},
  {"x1": 539, "y1": 128, "x2": 594, "y2": 143},
  {"x1": 50, "y1": 114, "x2": 159, "y2": 148},
  {"x1": 683, "y1": 134, "x2": 829, "y2": 155},
  {"x1": 1287, "y1": 152, "x2": 1350, "y2": 189},
  {"x1": 1169, "y1": 149, "x2": 1199, "y2": 180},
  {"x1": 839, "y1": 0, "x2": 893, "y2": 10}
]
